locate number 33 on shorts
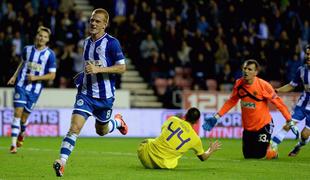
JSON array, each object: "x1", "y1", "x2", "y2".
[{"x1": 258, "y1": 134, "x2": 268, "y2": 143}]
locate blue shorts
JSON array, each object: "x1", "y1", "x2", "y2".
[
  {"x1": 73, "y1": 93, "x2": 114, "y2": 123},
  {"x1": 292, "y1": 106, "x2": 310, "y2": 129},
  {"x1": 13, "y1": 86, "x2": 40, "y2": 113}
]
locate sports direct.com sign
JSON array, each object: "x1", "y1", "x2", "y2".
[
  {"x1": 0, "y1": 109, "x2": 60, "y2": 136},
  {"x1": 0, "y1": 108, "x2": 304, "y2": 139}
]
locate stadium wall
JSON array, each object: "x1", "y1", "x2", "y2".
[
  {"x1": 0, "y1": 88, "x2": 130, "y2": 108},
  {"x1": 0, "y1": 108, "x2": 304, "y2": 139}
]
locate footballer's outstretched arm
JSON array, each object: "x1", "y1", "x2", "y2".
[
  {"x1": 198, "y1": 140, "x2": 222, "y2": 161},
  {"x1": 7, "y1": 61, "x2": 24, "y2": 85},
  {"x1": 276, "y1": 84, "x2": 294, "y2": 93}
]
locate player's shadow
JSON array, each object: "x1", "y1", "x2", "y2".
[{"x1": 131, "y1": 164, "x2": 219, "y2": 172}]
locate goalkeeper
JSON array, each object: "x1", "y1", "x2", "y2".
[
  {"x1": 269, "y1": 45, "x2": 310, "y2": 157},
  {"x1": 137, "y1": 107, "x2": 221, "y2": 169},
  {"x1": 202, "y1": 59, "x2": 298, "y2": 159}
]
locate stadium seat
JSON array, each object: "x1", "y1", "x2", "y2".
[
  {"x1": 154, "y1": 78, "x2": 169, "y2": 95},
  {"x1": 220, "y1": 83, "x2": 233, "y2": 92},
  {"x1": 206, "y1": 79, "x2": 218, "y2": 91},
  {"x1": 269, "y1": 80, "x2": 282, "y2": 88}
]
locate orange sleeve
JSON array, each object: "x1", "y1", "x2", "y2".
[
  {"x1": 218, "y1": 81, "x2": 240, "y2": 116},
  {"x1": 262, "y1": 81, "x2": 291, "y2": 121}
]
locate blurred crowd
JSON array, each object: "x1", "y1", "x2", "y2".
[
  {"x1": 0, "y1": 0, "x2": 84, "y2": 88},
  {"x1": 0, "y1": 0, "x2": 310, "y2": 107},
  {"x1": 113, "y1": 0, "x2": 309, "y2": 107}
]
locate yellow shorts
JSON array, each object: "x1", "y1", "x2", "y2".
[{"x1": 137, "y1": 139, "x2": 158, "y2": 169}]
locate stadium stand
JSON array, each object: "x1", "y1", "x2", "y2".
[{"x1": 0, "y1": 0, "x2": 309, "y2": 108}]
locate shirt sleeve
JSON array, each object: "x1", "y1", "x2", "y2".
[
  {"x1": 262, "y1": 81, "x2": 291, "y2": 121},
  {"x1": 218, "y1": 80, "x2": 240, "y2": 116},
  {"x1": 47, "y1": 50, "x2": 57, "y2": 73},
  {"x1": 21, "y1": 46, "x2": 27, "y2": 62},
  {"x1": 109, "y1": 38, "x2": 125, "y2": 65},
  {"x1": 192, "y1": 138, "x2": 205, "y2": 156},
  {"x1": 290, "y1": 66, "x2": 302, "y2": 87}
]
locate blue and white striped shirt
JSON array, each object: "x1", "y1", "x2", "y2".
[
  {"x1": 290, "y1": 65, "x2": 310, "y2": 110},
  {"x1": 16, "y1": 45, "x2": 56, "y2": 94},
  {"x1": 79, "y1": 33, "x2": 125, "y2": 99}
]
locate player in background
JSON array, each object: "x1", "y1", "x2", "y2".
[
  {"x1": 53, "y1": 8, "x2": 128, "y2": 177},
  {"x1": 137, "y1": 107, "x2": 221, "y2": 169},
  {"x1": 268, "y1": 45, "x2": 310, "y2": 157},
  {"x1": 202, "y1": 59, "x2": 298, "y2": 159},
  {"x1": 7, "y1": 26, "x2": 56, "y2": 154}
]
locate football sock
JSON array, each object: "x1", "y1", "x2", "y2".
[
  {"x1": 271, "y1": 128, "x2": 288, "y2": 148},
  {"x1": 11, "y1": 117, "x2": 21, "y2": 146},
  {"x1": 20, "y1": 120, "x2": 28, "y2": 133},
  {"x1": 108, "y1": 119, "x2": 121, "y2": 133},
  {"x1": 295, "y1": 137, "x2": 308, "y2": 148},
  {"x1": 60, "y1": 132, "x2": 78, "y2": 164}
]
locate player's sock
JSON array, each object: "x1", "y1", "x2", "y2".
[
  {"x1": 59, "y1": 132, "x2": 78, "y2": 164},
  {"x1": 270, "y1": 128, "x2": 288, "y2": 149},
  {"x1": 108, "y1": 119, "x2": 120, "y2": 133},
  {"x1": 296, "y1": 137, "x2": 308, "y2": 148},
  {"x1": 20, "y1": 120, "x2": 28, "y2": 134},
  {"x1": 11, "y1": 117, "x2": 21, "y2": 147}
]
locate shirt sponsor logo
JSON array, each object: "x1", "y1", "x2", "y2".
[
  {"x1": 27, "y1": 62, "x2": 42, "y2": 72},
  {"x1": 240, "y1": 101, "x2": 256, "y2": 109}
]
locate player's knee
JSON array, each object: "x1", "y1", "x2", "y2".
[
  {"x1": 301, "y1": 129, "x2": 310, "y2": 138},
  {"x1": 14, "y1": 108, "x2": 23, "y2": 117},
  {"x1": 95, "y1": 128, "x2": 109, "y2": 136},
  {"x1": 95, "y1": 121, "x2": 109, "y2": 136},
  {"x1": 282, "y1": 124, "x2": 290, "y2": 131},
  {"x1": 96, "y1": 129, "x2": 105, "y2": 136},
  {"x1": 69, "y1": 125, "x2": 82, "y2": 134}
]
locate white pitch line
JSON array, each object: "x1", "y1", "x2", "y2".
[{"x1": 1, "y1": 146, "x2": 309, "y2": 166}]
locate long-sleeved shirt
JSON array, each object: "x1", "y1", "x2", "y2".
[{"x1": 218, "y1": 77, "x2": 291, "y2": 131}]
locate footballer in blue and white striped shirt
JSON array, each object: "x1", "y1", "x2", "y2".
[
  {"x1": 269, "y1": 44, "x2": 310, "y2": 158},
  {"x1": 53, "y1": 8, "x2": 128, "y2": 177},
  {"x1": 8, "y1": 26, "x2": 56, "y2": 153}
]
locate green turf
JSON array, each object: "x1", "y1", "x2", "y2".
[{"x1": 0, "y1": 137, "x2": 309, "y2": 179}]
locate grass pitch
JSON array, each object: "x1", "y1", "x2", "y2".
[{"x1": 0, "y1": 137, "x2": 309, "y2": 180}]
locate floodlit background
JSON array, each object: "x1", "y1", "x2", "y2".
[{"x1": 0, "y1": 0, "x2": 310, "y2": 179}]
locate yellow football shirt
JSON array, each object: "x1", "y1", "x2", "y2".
[{"x1": 147, "y1": 116, "x2": 204, "y2": 169}]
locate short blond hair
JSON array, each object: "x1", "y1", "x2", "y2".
[
  {"x1": 92, "y1": 8, "x2": 109, "y2": 24},
  {"x1": 37, "y1": 26, "x2": 51, "y2": 37}
]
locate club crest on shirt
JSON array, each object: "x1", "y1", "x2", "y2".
[
  {"x1": 77, "y1": 99, "x2": 84, "y2": 106},
  {"x1": 96, "y1": 46, "x2": 102, "y2": 54},
  {"x1": 40, "y1": 54, "x2": 48, "y2": 61},
  {"x1": 14, "y1": 93, "x2": 20, "y2": 99},
  {"x1": 253, "y1": 91, "x2": 258, "y2": 96}
]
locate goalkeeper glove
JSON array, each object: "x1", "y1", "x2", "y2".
[
  {"x1": 287, "y1": 120, "x2": 299, "y2": 140},
  {"x1": 202, "y1": 114, "x2": 220, "y2": 131}
]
